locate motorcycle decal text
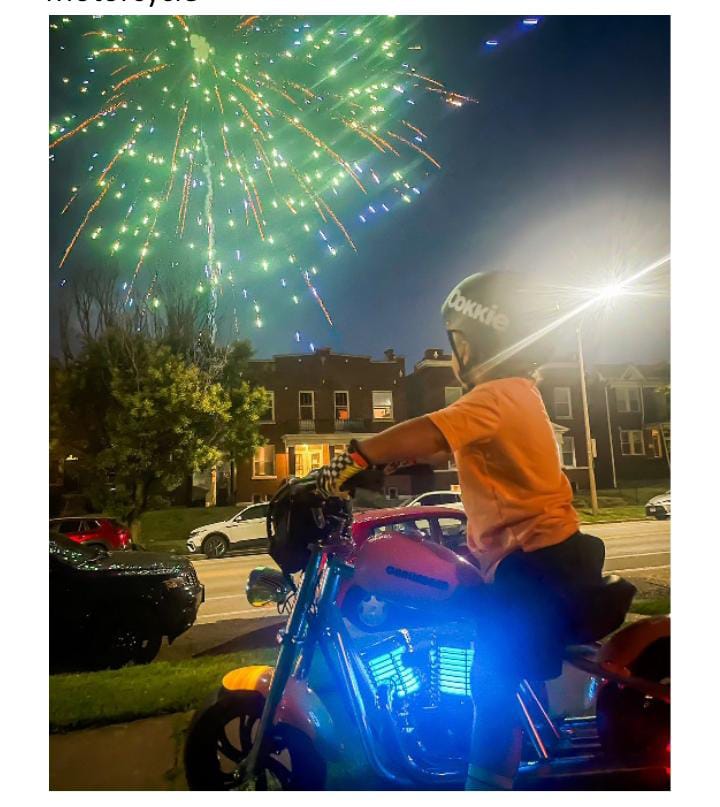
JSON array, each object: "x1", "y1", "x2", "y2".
[{"x1": 385, "y1": 565, "x2": 450, "y2": 591}]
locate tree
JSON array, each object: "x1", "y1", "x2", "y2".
[{"x1": 51, "y1": 275, "x2": 268, "y2": 536}]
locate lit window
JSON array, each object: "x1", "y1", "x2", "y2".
[
  {"x1": 252, "y1": 444, "x2": 276, "y2": 477},
  {"x1": 620, "y1": 429, "x2": 644, "y2": 456},
  {"x1": 616, "y1": 386, "x2": 641, "y2": 413},
  {"x1": 553, "y1": 387, "x2": 572, "y2": 419},
  {"x1": 649, "y1": 429, "x2": 663, "y2": 459},
  {"x1": 334, "y1": 391, "x2": 350, "y2": 421},
  {"x1": 372, "y1": 390, "x2": 394, "y2": 421}
]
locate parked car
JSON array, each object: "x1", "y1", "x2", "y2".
[
  {"x1": 645, "y1": 490, "x2": 671, "y2": 520},
  {"x1": 351, "y1": 506, "x2": 468, "y2": 554},
  {"x1": 186, "y1": 502, "x2": 270, "y2": 558},
  {"x1": 50, "y1": 533, "x2": 204, "y2": 671},
  {"x1": 49, "y1": 516, "x2": 131, "y2": 551},
  {"x1": 399, "y1": 490, "x2": 463, "y2": 508}
]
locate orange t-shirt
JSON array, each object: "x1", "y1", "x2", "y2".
[{"x1": 427, "y1": 377, "x2": 579, "y2": 582}]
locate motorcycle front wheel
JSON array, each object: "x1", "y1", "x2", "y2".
[{"x1": 184, "y1": 690, "x2": 326, "y2": 790}]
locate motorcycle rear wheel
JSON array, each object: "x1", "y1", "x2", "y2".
[{"x1": 184, "y1": 690, "x2": 326, "y2": 790}]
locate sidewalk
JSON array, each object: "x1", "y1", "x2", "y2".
[{"x1": 50, "y1": 712, "x2": 192, "y2": 790}]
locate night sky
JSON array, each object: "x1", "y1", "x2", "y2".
[{"x1": 50, "y1": 15, "x2": 670, "y2": 368}]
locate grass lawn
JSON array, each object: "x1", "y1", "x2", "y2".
[
  {"x1": 139, "y1": 506, "x2": 239, "y2": 553},
  {"x1": 629, "y1": 595, "x2": 670, "y2": 616},
  {"x1": 574, "y1": 485, "x2": 668, "y2": 524},
  {"x1": 50, "y1": 648, "x2": 277, "y2": 733}
]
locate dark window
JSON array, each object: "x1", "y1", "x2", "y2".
[
  {"x1": 54, "y1": 519, "x2": 81, "y2": 535},
  {"x1": 422, "y1": 493, "x2": 458, "y2": 506},
  {"x1": 371, "y1": 518, "x2": 432, "y2": 540},
  {"x1": 242, "y1": 504, "x2": 269, "y2": 520},
  {"x1": 436, "y1": 517, "x2": 467, "y2": 549}
]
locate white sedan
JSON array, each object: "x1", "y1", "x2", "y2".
[
  {"x1": 645, "y1": 490, "x2": 671, "y2": 520},
  {"x1": 186, "y1": 502, "x2": 270, "y2": 558},
  {"x1": 400, "y1": 490, "x2": 463, "y2": 508}
]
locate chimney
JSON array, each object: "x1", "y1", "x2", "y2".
[
  {"x1": 384, "y1": 348, "x2": 396, "y2": 361},
  {"x1": 424, "y1": 348, "x2": 449, "y2": 361}
]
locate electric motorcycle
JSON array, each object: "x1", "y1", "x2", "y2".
[{"x1": 184, "y1": 475, "x2": 670, "y2": 790}]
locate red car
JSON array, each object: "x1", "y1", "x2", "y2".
[
  {"x1": 49, "y1": 517, "x2": 132, "y2": 551},
  {"x1": 351, "y1": 506, "x2": 468, "y2": 554}
]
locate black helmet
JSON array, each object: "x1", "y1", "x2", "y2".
[
  {"x1": 267, "y1": 474, "x2": 352, "y2": 574},
  {"x1": 441, "y1": 270, "x2": 563, "y2": 383}
]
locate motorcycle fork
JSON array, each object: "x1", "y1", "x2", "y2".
[{"x1": 242, "y1": 547, "x2": 326, "y2": 780}]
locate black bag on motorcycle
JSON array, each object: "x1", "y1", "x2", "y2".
[{"x1": 266, "y1": 476, "x2": 352, "y2": 574}]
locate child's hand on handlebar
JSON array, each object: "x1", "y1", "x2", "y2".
[{"x1": 316, "y1": 440, "x2": 370, "y2": 499}]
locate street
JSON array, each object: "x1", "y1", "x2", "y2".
[{"x1": 191, "y1": 518, "x2": 670, "y2": 625}]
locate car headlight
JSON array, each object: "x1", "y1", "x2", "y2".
[{"x1": 190, "y1": 528, "x2": 203, "y2": 536}]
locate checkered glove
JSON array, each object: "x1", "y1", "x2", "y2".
[{"x1": 316, "y1": 442, "x2": 369, "y2": 499}]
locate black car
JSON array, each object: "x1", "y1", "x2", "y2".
[{"x1": 50, "y1": 533, "x2": 204, "y2": 671}]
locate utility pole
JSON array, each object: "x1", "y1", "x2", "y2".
[{"x1": 577, "y1": 327, "x2": 599, "y2": 515}]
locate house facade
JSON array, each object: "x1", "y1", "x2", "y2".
[
  {"x1": 401, "y1": 352, "x2": 670, "y2": 492},
  {"x1": 235, "y1": 347, "x2": 407, "y2": 503},
  {"x1": 595, "y1": 363, "x2": 671, "y2": 485}
]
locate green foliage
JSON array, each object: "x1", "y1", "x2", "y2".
[{"x1": 51, "y1": 283, "x2": 269, "y2": 527}]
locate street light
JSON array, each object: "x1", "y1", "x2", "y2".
[
  {"x1": 576, "y1": 281, "x2": 630, "y2": 515},
  {"x1": 576, "y1": 325, "x2": 599, "y2": 515}
]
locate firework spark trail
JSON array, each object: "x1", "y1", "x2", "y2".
[
  {"x1": 402, "y1": 120, "x2": 427, "y2": 138},
  {"x1": 282, "y1": 113, "x2": 366, "y2": 193},
  {"x1": 98, "y1": 138, "x2": 133, "y2": 185},
  {"x1": 50, "y1": 14, "x2": 474, "y2": 341},
  {"x1": 213, "y1": 85, "x2": 225, "y2": 116},
  {"x1": 177, "y1": 156, "x2": 193, "y2": 237},
  {"x1": 165, "y1": 101, "x2": 188, "y2": 201},
  {"x1": 235, "y1": 16, "x2": 260, "y2": 32},
  {"x1": 60, "y1": 192, "x2": 78, "y2": 216},
  {"x1": 385, "y1": 130, "x2": 441, "y2": 169},
  {"x1": 231, "y1": 96, "x2": 264, "y2": 135},
  {"x1": 409, "y1": 71, "x2": 445, "y2": 88},
  {"x1": 94, "y1": 47, "x2": 135, "y2": 56},
  {"x1": 126, "y1": 206, "x2": 161, "y2": 301},
  {"x1": 113, "y1": 64, "x2": 167, "y2": 92},
  {"x1": 201, "y1": 134, "x2": 220, "y2": 341},
  {"x1": 59, "y1": 182, "x2": 110, "y2": 269},
  {"x1": 341, "y1": 117, "x2": 399, "y2": 155},
  {"x1": 49, "y1": 100, "x2": 124, "y2": 149},
  {"x1": 303, "y1": 271, "x2": 334, "y2": 326}
]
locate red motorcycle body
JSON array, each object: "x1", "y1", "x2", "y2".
[{"x1": 349, "y1": 531, "x2": 483, "y2": 606}]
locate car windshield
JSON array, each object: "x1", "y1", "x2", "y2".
[
  {"x1": 49, "y1": 533, "x2": 104, "y2": 567},
  {"x1": 399, "y1": 496, "x2": 415, "y2": 507}
]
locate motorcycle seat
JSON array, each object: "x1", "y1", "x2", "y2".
[{"x1": 565, "y1": 574, "x2": 637, "y2": 644}]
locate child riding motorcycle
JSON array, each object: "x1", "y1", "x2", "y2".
[{"x1": 315, "y1": 270, "x2": 609, "y2": 790}]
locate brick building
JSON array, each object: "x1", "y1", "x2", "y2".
[
  {"x1": 235, "y1": 348, "x2": 407, "y2": 503},
  {"x1": 231, "y1": 348, "x2": 670, "y2": 503}
]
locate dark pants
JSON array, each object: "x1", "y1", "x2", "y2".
[{"x1": 465, "y1": 532, "x2": 606, "y2": 785}]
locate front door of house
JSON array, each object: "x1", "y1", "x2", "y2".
[{"x1": 294, "y1": 445, "x2": 323, "y2": 477}]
